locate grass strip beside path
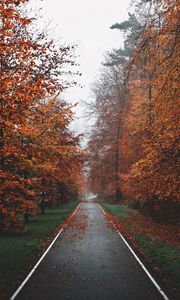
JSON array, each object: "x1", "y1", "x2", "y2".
[
  {"x1": 0, "y1": 200, "x2": 79, "y2": 299},
  {"x1": 100, "y1": 202, "x2": 130, "y2": 219},
  {"x1": 100, "y1": 202, "x2": 180, "y2": 299}
]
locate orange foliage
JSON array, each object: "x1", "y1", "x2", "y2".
[
  {"x1": 0, "y1": 0, "x2": 84, "y2": 231},
  {"x1": 87, "y1": 0, "x2": 179, "y2": 221},
  {"x1": 119, "y1": 0, "x2": 179, "y2": 220}
]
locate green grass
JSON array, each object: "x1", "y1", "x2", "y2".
[
  {"x1": 0, "y1": 200, "x2": 78, "y2": 299},
  {"x1": 100, "y1": 202, "x2": 130, "y2": 219},
  {"x1": 135, "y1": 234, "x2": 180, "y2": 291},
  {"x1": 100, "y1": 201, "x2": 180, "y2": 294}
]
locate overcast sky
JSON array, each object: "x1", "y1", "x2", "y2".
[{"x1": 30, "y1": 0, "x2": 131, "y2": 138}]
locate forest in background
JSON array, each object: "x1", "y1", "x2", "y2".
[{"x1": 87, "y1": 0, "x2": 179, "y2": 223}]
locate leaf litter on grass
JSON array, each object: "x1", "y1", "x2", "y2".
[{"x1": 103, "y1": 207, "x2": 180, "y2": 299}]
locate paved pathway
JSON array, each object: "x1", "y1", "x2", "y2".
[{"x1": 14, "y1": 202, "x2": 166, "y2": 300}]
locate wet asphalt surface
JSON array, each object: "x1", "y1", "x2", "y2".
[{"x1": 14, "y1": 202, "x2": 165, "y2": 300}]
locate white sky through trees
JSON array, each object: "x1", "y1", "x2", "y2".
[{"x1": 30, "y1": 0, "x2": 131, "y2": 140}]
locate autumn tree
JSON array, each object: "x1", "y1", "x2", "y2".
[
  {"x1": 88, "y1": 0, "x2": 179, "y2": 222},
  {"x1": 87, "y1": 63, "x2": 125, "y2": 201},
  {"x1": 106, "y1": 0, "x2": 179, "y2": 220},
  {"x1": 0, "y1": 0, "x2": 84, "y2": 231},
  {"x1": 122, "y1": 0, "x2": 179, "y2": 221},
  {"x1": 87, "y1": 12, "x2": 140, "y2": 202}
]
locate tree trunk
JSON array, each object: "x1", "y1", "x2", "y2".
[
  {"x1": 24, "y1": 212, "x2": 29, "y2": 223},
  {"x1": 115, "y1": 122, "x2": 122, "y2": 202},
  {"x1": 148, "y1": 72, "x2": 152, "y2": 125},
  {"x1": 40, "y1": 199, "x2": 45, "y2": 215},
  {"x1": 113, "y1": 67, "x2": 126, "y2": 203}
]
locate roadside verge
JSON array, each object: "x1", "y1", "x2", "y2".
[
  {"x1": 0, "y1": 201, "x2": 80, "y2": 300},
  {"x1": 98, "y1": 202, "x2": 180, "y2": 300}
]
